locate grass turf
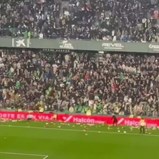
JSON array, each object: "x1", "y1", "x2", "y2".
[
  {"x1": 0, "y1": 121, "x2": 159, "y2": 159},
  {"x1": 0, "y1": 153, "x2": 45, "y2": 159}
]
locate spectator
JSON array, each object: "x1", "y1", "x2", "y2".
[{"x1": 0, "y1": 0, "x2": 158, "y2": 42}]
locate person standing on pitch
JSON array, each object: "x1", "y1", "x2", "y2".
[
  {"x1": 140, "y1": 118, "x2": 146, "y2": 134},
  {"x1": 112, "y1": 114, "x2": 118, "y2": 126}
]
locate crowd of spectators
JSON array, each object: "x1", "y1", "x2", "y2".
[
  {"x1": 0, "y1": 0, "x2": 159, "y2": 42},
  {"x1": 0, "y1": 49, "x2": 159, "y2": 117},
  {"x1": 0, "y1": 0, "x2": 159, "y2": 117}
]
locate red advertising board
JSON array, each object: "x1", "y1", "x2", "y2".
[
  {"x1": 0, "y1": 111, "x2": 53, "y2": 121},
  {"x1": 58, "y1": 114, "x2": 159, "y2": 128},
  {"x1": 0, "y1": 111, "x2": 159, "y2": 128}
]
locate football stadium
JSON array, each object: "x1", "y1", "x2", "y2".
[{"x1": 0, "y1": 0, "x2": 159, "y2": 159}]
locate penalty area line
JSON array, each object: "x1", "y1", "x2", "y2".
[{"x1": 0, "y1": 151, "x2": 48, "y2": 158}]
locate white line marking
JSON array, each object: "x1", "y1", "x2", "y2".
[
  {"x1": 0, "y1": 151, "x2": 47, "y2": 158},
  {"x1": 43, "y1": 155, "x2": 49, "y2": 159},
  {"x1": 0, "y1": 124, "x2": 158, "y2": 138}
]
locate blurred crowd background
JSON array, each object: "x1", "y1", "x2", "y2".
[
  {"x1": 0, "y1": 50, "x2": 159, "y2": 117},
  {"x1": 0, "y1": 0, "x2": 159, "y2": 42}
]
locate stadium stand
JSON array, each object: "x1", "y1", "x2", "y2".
[
  {"x1": 0, "y1": 50, "x2": 159, "y2": 116},
  {"x1": 0, "y1": 0, "x2": 159, "y2": 117},
  {"x1": 0, "y1": 0, "x2": 159, "y2": 42}
]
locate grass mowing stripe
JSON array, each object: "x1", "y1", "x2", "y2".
[
  {"x1": 0, "y1": 151, "x2": 46, "y2": 157},
  {"x1": 0, "y1": 124, "x2": 158, "y2": 138}
]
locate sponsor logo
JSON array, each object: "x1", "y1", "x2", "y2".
[
  {"x1": 0, "y1": 112, "x2": 53, "y2": 121},
  {"x1": 59, "y1": 40, "x2": 74, "y2": 49},
  {"x1": 117, "y1": 118, "x2": 124, "y2": 125},
  {"x1": 16, "y1": 39, "x2": 26, "y2": 47},
  {"x1": 37, "y1": 115, "x2": 52, "y2": 121},
  {"x1": 149, "y1": 44, "x2": 159, "y2": 51},
  {"x1": 0, "y1": 113, "x2": 15, "y2": 119},
  {"x1": 102, "y1": 43, "x2": 124, "y2": 50},
  {"x1": 124, "y1": 120, "x2": 139, "y2": 127},
  {"x1": 14, "y1": 39, "x2": 31, "y2": 47},
  {"x1": 73, "y1": 117, "x2": 105, "y2": 124},
  {"x1": 63, "y1": 116, "x2": 73, "y2": 122}
]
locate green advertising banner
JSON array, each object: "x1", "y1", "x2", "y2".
[{"x1": 0, "y1": 37, "x2": 158, "y2": 53}]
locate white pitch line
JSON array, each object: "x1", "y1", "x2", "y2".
[
  {"x1": 0, "y1": 151, "x2": 46, "y2": 158},
  {"x1": 0, "y1": 124, "x2": 158, "y2": 138},
  {"x1": 43, "y1": 155, "x2": 49, "y2": 159}
]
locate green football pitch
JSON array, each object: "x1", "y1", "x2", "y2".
[{"x1": 0, "y1": 121, "x2": 159, "y2": 159}]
